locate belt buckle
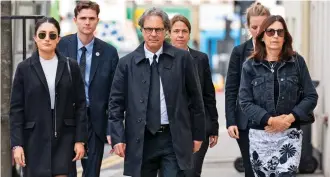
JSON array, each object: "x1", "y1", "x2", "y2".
[{"x1": 157, "y1": 126, "x2": 165, "y2": 133}]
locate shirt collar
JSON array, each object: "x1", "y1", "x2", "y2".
[
  {"x1": 77, "y1": 35, "x2": 95, "y2": 53},
  {"x1": 144, "y1": 44, "x2": 163, "y2": 59}
]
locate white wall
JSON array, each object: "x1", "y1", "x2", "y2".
[
  {"x1": 309, "y1": 1, "x2": 330, "y2": 177},
  {"x1": 284, "y1": 1, "x2": 330, "y2": 176}
]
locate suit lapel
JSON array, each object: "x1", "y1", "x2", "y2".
[
  {"x1": 189, "y1": 47, "x2": 199, "y2": 59},
  {"x1": 31, "y1": 52, "x2": 49, "y2": 92},
  {"x1": 89, "y1": 38, "x2": 103, "y2": 84}
]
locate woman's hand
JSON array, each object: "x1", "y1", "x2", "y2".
[
  {"x1": 13, "y1": 146, "x2": 26, "y2": 167},
  {"x1": 265, "y1": 115, "x2": 291, "y2": 133},
  {"x1": 72, "y1": 142, "x2": 85, "y2": 161}
]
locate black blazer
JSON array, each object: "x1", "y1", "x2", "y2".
[
  {"x1": 10, "y1": 51, "x2": 87, "y2": 176},
  {"x1": 109, "y1": 42, "x2": 205, "y2": 177},
  {"x1": 225, "y1": 39, "x2": 253, "y2": 130},
  {"x1": 189, "y1": 48, "x2": 219, "y2": 136},
  {"x1": 57, "y1": 34, "x2": 119, "y2": 141}
]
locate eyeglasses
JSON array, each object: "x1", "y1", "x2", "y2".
[
  {"x1": 143, "y1": 27, "x2": 165, "y2": 34},
  {"x1": 38, "y1": 32, "x2": 58, "y2": 40},
  {"x1": 265, "y1": 28, "x2": 285, "y2": 37}
]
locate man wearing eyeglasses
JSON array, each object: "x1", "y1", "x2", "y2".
[
  {"x1": 108, "y1": 7, "x2": 205, "y2": 177},
  {"x1": 57, "y1": 1, "x2": 119, "y2": 177}
]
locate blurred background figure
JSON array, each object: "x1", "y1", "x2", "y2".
[
  {"x1": 225, "y1": 2, "x2": 270, "y2": 177},
  {"x1": 169, "y1": 14, "x2": 219, "y2": 177}
]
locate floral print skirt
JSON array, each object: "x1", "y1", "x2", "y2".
[{"x1": 249, "y1": 128, "x2": 303, "y2": 177}]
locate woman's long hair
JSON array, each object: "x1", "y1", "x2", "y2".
[{"x1": 249, "y1": 15, "x2": 295, "y2": 61}]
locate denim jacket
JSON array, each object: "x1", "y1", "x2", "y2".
[{"x1": 239, "y1": 54, "x2": 318, "y2": 127}]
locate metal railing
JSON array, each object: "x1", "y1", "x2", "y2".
[{"x1": 1, "y1": 15, "x2": 44, "y2": 60}]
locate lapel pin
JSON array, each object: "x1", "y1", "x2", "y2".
[{"x1": 96, "y1": 52, "x2": 100, "y2": 56}]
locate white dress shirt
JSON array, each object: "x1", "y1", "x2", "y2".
[
  {"x1": 40, "y1": 55, "x2": 58, "y2": 109},
  {"x1": 144, "y1": 45, "x2": 169, "y2": 125}
]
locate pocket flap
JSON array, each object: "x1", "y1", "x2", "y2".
[
  {"x1": 286, "y1": 76, "x2": 299, "y2": 83},
  {"x1": 24, "y1": 122, "x2": 35, "y2": 129},
  {"x1": 251, "y1": 77, "x2": 265, "y2": 86},
  {"x1": 64, "y1": 119, "x2": 76, "y2": 126}
]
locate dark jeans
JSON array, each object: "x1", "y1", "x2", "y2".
[
  {"x1": 184, "y1": 137, "x2": 210, "y2": 177},
  {"x1": 139, "y1": 127, "x2": 184, "y2": 177},
  {"x1": 237, "y1": 129, "x2": 254, "y2": 177}
]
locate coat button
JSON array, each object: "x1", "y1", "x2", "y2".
[
  {"x1": 140, "y1": 99, "x2": 144, "y2": 103},
  {"x1": 280, "y1": 78, "x2": 284, "y2": 81},
  {"x1": 137, "y1": 118, "x2": 142, "y2": 123},
  {"x1": 142, "y1": 80, "x2": 146, "y2": 83},
  {"x1": 136, "y1": 138, "x2": 140, "y2": 143},
  {"x1": 282, "y1": 96, "x2": 285, "y2": 99}
]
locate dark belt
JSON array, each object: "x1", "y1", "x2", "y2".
[{"x1": 157, "y1": 124, "x2": 170, "y2": 133}]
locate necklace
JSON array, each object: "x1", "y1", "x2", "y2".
[{"x1": 268, "y1": 61, "x2": 277, "y2": 73}]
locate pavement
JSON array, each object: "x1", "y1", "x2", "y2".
[{"x1": 76, "y1": 93, "x2": 325, "y2": 177}]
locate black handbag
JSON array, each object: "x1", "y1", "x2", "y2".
[
  {"x1": 66, "y1": 58, "x2": 89, "y2": 159},
  {"x1": 294, "y1": 54, "x2": 315, "y2": 125}
]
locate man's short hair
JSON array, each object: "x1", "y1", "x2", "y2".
[{"x1": 74, "y1": 1, "x2": 100, "y2": 17}]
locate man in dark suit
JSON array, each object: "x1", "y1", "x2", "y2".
[
  {"x1": 57, "y1": 1, "x2": 119, "y2": 177},
  {"x1": 169, "y1": 14, "x2": 219, "y2": 177},
  {"x1": 109, "y1": 7, "x2": 205, "y2": 177}
]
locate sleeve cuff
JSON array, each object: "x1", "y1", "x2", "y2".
[
  {"x1": 291, "y1": 111, "x2": 300, "y2": 122},
  {"x1": 260, "y1": 113, "x2": 271, "y2": 126}
]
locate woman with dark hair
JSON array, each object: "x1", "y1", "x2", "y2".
[
  {"x1": 10, "y1": 17, "x2": 87, "y2": 177},
  {"x1": 239, "y1": 15, "x2": 318, "y2": 176}
]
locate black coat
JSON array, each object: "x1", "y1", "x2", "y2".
[
  {"x1": 109, "y1": 42, "x2": 205, "y2": 177},
  {"x1": 57, "y1": 34, "x2": 119, "y2": 140},
  {"x1": 189, "y1": 48, "x2": 219, "y2": 136},
  {"x1": 225, "y1": 39, "x2": 253, "y2": 130},
  {"x1": 10, "y1": 51, "x2": 87, "y2": 177}
]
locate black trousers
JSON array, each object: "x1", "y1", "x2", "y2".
[
  {"x1": 139, "y1": 127, "x2": 184, "y2": 177},
  {"x1": 237, "y1": 128, "x2": 255, "y2": 177},
  {"x1": 184, "y1": 137, "x2": 209, "y2": 177}
]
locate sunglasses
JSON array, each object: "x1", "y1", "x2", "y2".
[
  {"x1": 38, "y1": 32, "x2": 58, "y2": 40},
  {"x1": 265, "y1": 28, "x2": 285, "y2": 37}
]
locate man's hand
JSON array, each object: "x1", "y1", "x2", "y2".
[
  {"x1": 227, "y1": 125, "x2": 239, "y2": 139},
  {"x1": 193, "y1": 141, "x2": 203, "y2": 153},
  {"x1": 107, "y1": 136, "x2": 115, "y2": 154},
  {"x1": 13, "y1": 146, "x2": 26, "y2": 167},
  {"x1": 107, "y1": 135, "x2": 112, "y2": 145},
  {"x1": 209, "y1": 135, "x2": 218, "y2": 148},
  {"x1": 72, "y1": 142, "x2": 85, "y2": 161},
  {"x1": 114, "y1": 143, "x2": 126, "y2": 158}
]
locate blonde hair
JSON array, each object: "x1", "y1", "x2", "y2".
[{"x1": 246, "y1": 2, "x2": 271, "y2": 27}]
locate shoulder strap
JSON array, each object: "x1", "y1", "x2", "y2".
[{"x1": 66, "y1": 57, "x2": 72, "y2": 83}]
